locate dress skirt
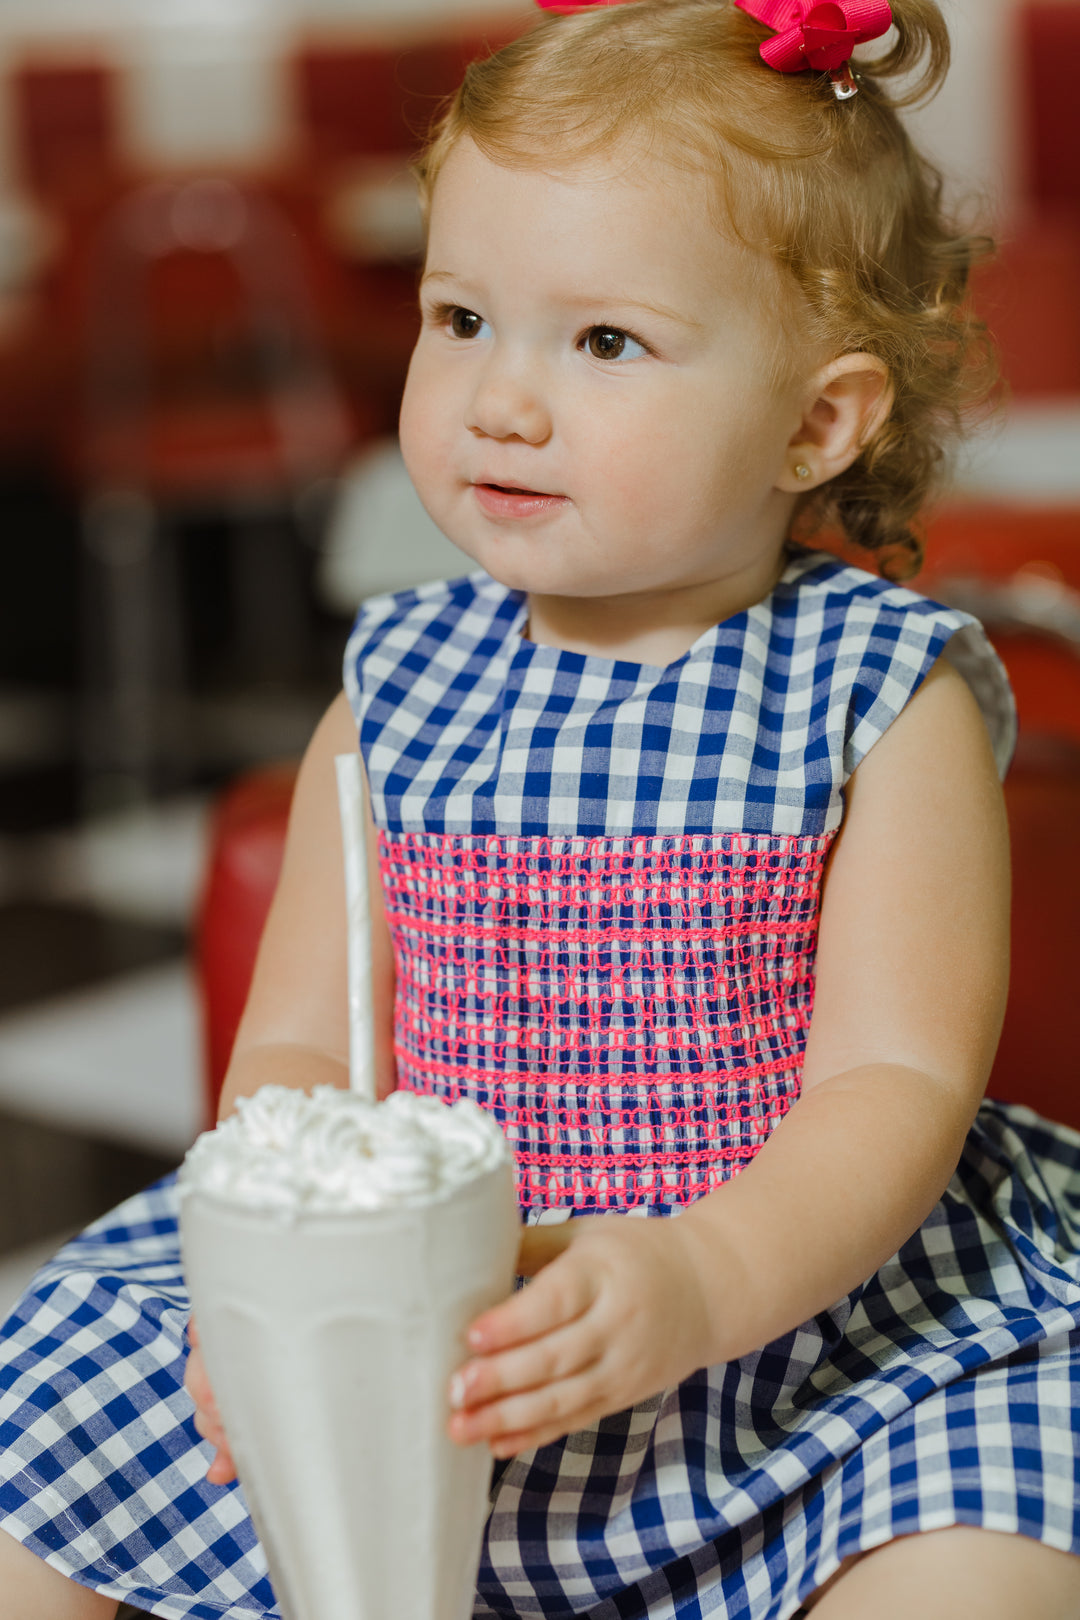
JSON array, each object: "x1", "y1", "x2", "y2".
[{"x1": 1, "y1": 1099, "x2": 1079, "y2": 1620}]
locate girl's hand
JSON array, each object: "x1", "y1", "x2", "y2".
[
  {"x1": 448, "y1": 1215, "x2": 715, "y2": 1457},
  {"x1": 184, "y1": 1318, "x2": 238, "y2": 1485}
]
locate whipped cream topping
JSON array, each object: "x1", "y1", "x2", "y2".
[{"x1": 178, "y1": 1086, "x2": 511, "y2": 1215}]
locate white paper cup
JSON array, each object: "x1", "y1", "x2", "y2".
[{"x1": 180, "y1": 1159, "x2": 519, "y2": 1620}]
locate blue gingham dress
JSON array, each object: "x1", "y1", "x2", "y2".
[{"x1": 2, "y1": 547, "x2": 1080, "y2": 1620}]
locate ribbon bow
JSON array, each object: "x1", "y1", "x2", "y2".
[
  {"x1": 734, "y1": 0, "x2": 893, "y2": 73},
  {"x1": 535, "y1": 0, "x2": 633, "y2": 10}
]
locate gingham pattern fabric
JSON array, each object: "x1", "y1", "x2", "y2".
[
  {"x1": 3, "y1": 552, "x2": 1078, "y2": 1620},
  {"x1": 0, "y1": 1180, "x2": 276, "y2": 1618},
  {"x1": 343, "y1": 548, "x2": 1015, "y2": 839},
  {"x1": 358, "y1": 550, "x2": 1014, "y2": 1218},
  {"x1": 2, "y1": 1108, "x2": 1080, "y2": 1619}
]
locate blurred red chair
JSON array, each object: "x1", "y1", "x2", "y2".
[
  {"x1": 72, "y1": 177, "x2": 360, "y2": 800},
  {"x1": 9, "y1": 59, "x2": 124, "y2": 206},
  {"x1": 922, "y1": 504, "x2": 1080, "y2": 1123},
  {"x1": 78, "y1": 178, "x2": 354, "y2": 501},
  {"x1": 970, "y1": 3, "x2": 1080, "y2": 398},
  {"x1": 196, "y1": 765, "x2": 298, "y2": 1121},
  {"x1": 294, "y1": 46, "x2": 416, "y2": 163},
  {"x1": 293, "y1": 24, "x2": 525, "y2": 167},
  {"x1": 921, "y1": 506, "x2": 1080, "y2": 743},
  {"x1": 1018, "y1": 2, "x2": 1080, "y2": 217},
  {"x1": 994, "y1": 763, "x2": 1080, "y2": 1125},
  {"x1": 973, "y1": 221, "x2": 1080, "y2": 397},
  {"x1": 977, "y1": 3, "x2": 1080, "y2": 398}
]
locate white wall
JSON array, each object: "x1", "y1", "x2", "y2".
[{"x1": 905, "y1": 0, "x2": 1023, "y2": 226}]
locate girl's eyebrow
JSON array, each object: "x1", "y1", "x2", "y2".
[
  {"x1": 421, "y1": 269, "x2": 703, "y2": 331},
  {"x1": 420, "y1": 269, "x2": 471, "y2": 293},
  {"x1": 566, "y1": 294, "x2": 704, "y2": 330}
]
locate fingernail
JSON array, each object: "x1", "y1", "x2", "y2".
[
  {"x1": 449, "y1": 1372, "x2": 467, "y2": 1410},
  {"x1": 467, "y1": 1327, "x2": 484, "y2": 1349}
]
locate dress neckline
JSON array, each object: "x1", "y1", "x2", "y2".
[{"x1": 500, "y1": 546, "x2": 825, "y2": 678}]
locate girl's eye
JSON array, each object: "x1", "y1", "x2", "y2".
[
  {"x1": 585, "y1": 326, "x2": 648, "y2": 362},
  {"x1": 449, "y1": 307, "x2": 490, "y2": 340}
]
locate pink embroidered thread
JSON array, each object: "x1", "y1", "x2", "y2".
[{"x1": 379, "y1": 830, "x2": 832, "y2": 1211}]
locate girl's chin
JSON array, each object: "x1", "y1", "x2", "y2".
[
  {"x1": 469, "y1": 557, "x2": 620, "y2": 597},
  {"x1": 452, "y1": 536, "x2": 616, "y2": 598},
  {"x1": 443, "y1": 511, "x2": 653, "y2": 598}
]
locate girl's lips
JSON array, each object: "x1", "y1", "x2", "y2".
[{"x1": 473, "y1": 482, "x2": 570, "y2": 520}]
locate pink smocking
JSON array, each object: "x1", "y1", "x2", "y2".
[{"x1": 380, "y1": 829, "x2": 833, "y2": 1212}]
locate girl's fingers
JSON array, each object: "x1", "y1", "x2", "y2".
[
  {"x1": 192, "y1": 1410, "x2": 214, "y2": 1442},
  {"x1": 489, "y1": 1416, "x2": 602, "y2": 1459},
  {"x1": 191, "y1": 1406, "x2": 228, "y2": 1458},
  {"x1": 467, "y1": 1253, "x2": 597, "y2": 1354},
  {"x1": 193, "y1": 1411, "x2": 237, "y2": 1482},
  {"x1": 184, "y1": 1356, "x2": 219, "y2": 1421},
  {"x1": 205, "y1": 1447, "x2": 238, "y2": 1486},
  {"x1": 449, "y1": 1320, "x2": 601, "y2": 1423},
  {"x1": 184, "y1": 1322, "x2": 237, "y2": 1484},
  {"x1": 184, "y1": 1358, "x2": 212, "y2": 1406},
  {"x1": 451, "y1": 1368, "x2": 605, "y2": 1448}
]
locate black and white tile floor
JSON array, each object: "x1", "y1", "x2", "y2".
[
  {"x1": 0, "y1": 787, "x2": 213, "y2": 1616},
  {"x1": 0, "y1": 793, "x2": 210, "y2": 1316}
]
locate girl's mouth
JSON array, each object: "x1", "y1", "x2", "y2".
[{"x1": 472, "y1": 482, "x2": 570, "y2": 520}]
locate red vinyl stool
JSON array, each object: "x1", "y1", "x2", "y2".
[
  {"x1": 1018, "y1": 2, "x2": 1080, "y2": 216},
  {"x1": 196, "y1": 764, "x2": 298, "y2": 1124},
  {"x1": 11, "y1": 60, "x2": 124, "y2": 206},
  {"x1": 972, "y1": 222, "x2": 1080, "y2": 398},
  {"x1": 72, "y1": 177, "x2": 358, "y2": 801},
  {"x1": 917, "y1": 504, "x2": 1080, "y2": 1121},
  {"x1": 293, "y1": 25, "x2": 526, "y2": 167},
  {"x1": 920, "y1": 506, "x2": 1080, "y2": 750},
  {"x1": 995, "y1": 759, "x2": 1080, "y2": 1124}
]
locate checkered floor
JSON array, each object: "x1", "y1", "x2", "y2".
[
  {"x1": 0, "y1": 797, "x2": 207, "y2": 1310},
  {"x1": 0, "y1": 829, "x2": 197, "y2": 1619}
]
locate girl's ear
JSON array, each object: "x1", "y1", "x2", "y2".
[{"x1": 777, "y1": 354, "x2": 893, "y2": 494}]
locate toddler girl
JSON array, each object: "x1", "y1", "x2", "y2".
[{"x1": 4, "y1": 2, "x2": 1080, "y2": 1617}]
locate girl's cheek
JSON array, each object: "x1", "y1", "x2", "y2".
[{"x1": 399, "y1": 392, "x2": 443, "y2": 495}]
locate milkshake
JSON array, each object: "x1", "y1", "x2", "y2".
[{"x1": 179, "y1": 1084, "x2": 519, "y2": 1620}]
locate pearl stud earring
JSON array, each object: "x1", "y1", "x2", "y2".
[{"x1": 794, "y1": 464, "x2": 812, "y2": 482}]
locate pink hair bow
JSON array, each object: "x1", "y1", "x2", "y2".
[
  {"x1": 535, "y1": 0, "x2": 632, "y2": 9},
  {"x1": 734, "y1": 0, "x2": 893, "y2": 72}
]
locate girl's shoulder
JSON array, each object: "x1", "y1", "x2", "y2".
[
  {"x1": 776, "y1": 548, "x2": 1016, "y2": 782},
  {"x1": 781, "y1": 543, "x2": 972, "y2": 632}
]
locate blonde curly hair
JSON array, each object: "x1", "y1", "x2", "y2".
[{"x1": 414, "y1": 0, "x2": 997, "y2": 578}]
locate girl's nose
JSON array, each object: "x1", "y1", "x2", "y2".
[{"x1": 465, "y1": 357, "x2": 552, "y2": 445}]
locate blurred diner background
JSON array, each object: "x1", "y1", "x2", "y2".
[{"x1": 0, "y1": 0, "x2": 1077, "y2": 1320}]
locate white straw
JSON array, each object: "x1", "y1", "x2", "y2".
[{"x1": 335, "y1": 753, "x2": 377, "y2": 1102}]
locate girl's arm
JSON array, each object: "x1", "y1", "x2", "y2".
[
  {"x1": 217, "y1": 690, "x2": 396, "y2": 1119},
  {"x1": 680, "y1": 655, "x2": 1009, "y2": 1359},
  {"x1": 188, "y1": 691, "x2": 395, "y2": 1483},
  {"x1": 449, "y1": 658, "x2": 1010, "y2": 1455}
]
